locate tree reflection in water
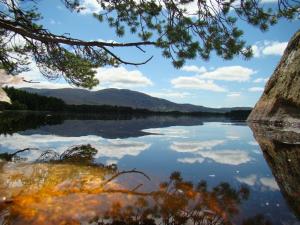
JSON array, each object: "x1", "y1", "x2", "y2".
[{"x1": 0, "y1": 145, "x2": 269, "y2": 225}]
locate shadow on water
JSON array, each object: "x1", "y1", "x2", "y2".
[
  {"x1": 0, "y1": 112, "x2": 63, "y2": 135},
  {"x1": 0, "y1": 145, "x2": 273, "y2": 225},
  {"x1": 249, "y1": 123, "x2": 300, "y2": 220},
  {"x1": 0, "y1": 111, "x2": 246, "y2": 139}
]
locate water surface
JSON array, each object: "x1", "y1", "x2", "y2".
[{"x1": 0, "y1": 113, "x2": 299, "y2": 225}]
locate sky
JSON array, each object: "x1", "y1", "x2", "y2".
[{"x1": 7, "y1": 0, "x2": 300, "y2": 108}]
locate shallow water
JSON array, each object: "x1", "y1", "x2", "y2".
[{"x1": 0, "y1": 113, "x2": 299, "y2": 225}]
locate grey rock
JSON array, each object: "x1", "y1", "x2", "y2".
[{"x1": 247, "y1": 30, "x2": 300, "y2": 125}]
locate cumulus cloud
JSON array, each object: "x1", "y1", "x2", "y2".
[
  {"x1": 10, "y1": 61, "x2": 152, "y2": 89},
  {"x1": 248, "y1": 87, "x2": 264, "y2": 92},
  {"x1": 171, "y1": 65, "x2": 256, "y2": 94},
  {"x1": 198, "y1": 149, "x2": 251, "y2": 165},
  {"x1": 253, "y1": 78, "x2": 268, "y2": 83},
  {"x1": 147, "y1": 91, "x2": 190, "y2": 99},
  {"x1": 79, "y1": 0, "x2": 102, "y2": 14},
  {"x1": 78, "y1": 0, "x2": 219, "y2": 16},
  {"x1": 236, "y1": 175, "x2": 279, "y2": 191},
  {"x1": 177, "y1": 157, "x2": 204, "y2": 164},
  {"x1": 227, "y1": 92, "x2": 241, "y2": 97},
  {"x1": 181, "y1": 65, "x2": 207, "y2": 74},
  {"x1": 176, "y1": 148, "x2": 252, "y2": 165},
  {"x1": 49, "y1": 19, "x2": 61, "y2": 25},
  {"x1": 95, "y1": 66, "x2": 153, "y2": 88},
  {"x1": 143, "y1": 127, "x2": 189, "y2": 138},
  {"x1": 263, "y1": 42, "x2": 288, "y2": 55},
  {"x1": 0, "y1": 56, "x2": 71, "y2": 90},
  {"x1": 226, "y1": 136, "x2": 240, "y2": 140},
  {"x1": 259, "y1": 177, "x2": 279, "y2": 191},
  {"x1": 236, "y1": 174, "x2": 257, "y2": 186},
  {"x1": 95, "y1": 139, "x2": 151, "y2": 159},
  {"x1": 252, "y1": 41, "x2": 288, "y2": 57},
  {"x1": 198, "y1": 66, "x2": 255, "y2": 82},
  {"x1": 170, "y1": 140, "x2": 225, "y2": 153},
  {"x1": 171, "y1": 76, "x2": 227, "y2": 92},
  {"x1": 248, "y1": 141, "x2": 259, "y2": 146},
  {"x1": 171, "y1": 141, "x2": 253, "y2": 165},
  {"x1": 0, "y1": 134, "x2": 151, "y2": 162}
]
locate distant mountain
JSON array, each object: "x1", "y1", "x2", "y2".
[{"x1": 22, "y1": 88, "x2": 251, "y2": 113}]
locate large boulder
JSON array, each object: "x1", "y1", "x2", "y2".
[{"x1": 247, "y1": 30, "x2": 300, "y2": 125}]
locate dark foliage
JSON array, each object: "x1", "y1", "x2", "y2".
[
  {"x1": 2, "y1": 87, "x2": 251, "y2": 120},
  {"x1": 3, "y1": 86, "x2": 66, "y2": 111}
]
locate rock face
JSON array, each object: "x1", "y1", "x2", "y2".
[{"x1": 247, "y1": 30, "x2": 300, "y2": 125}]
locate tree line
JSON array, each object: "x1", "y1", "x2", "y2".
[{"x1": 0, "y1": 87, "x2": 251, "y2": 119}]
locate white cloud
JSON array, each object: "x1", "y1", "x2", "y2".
[
  {"x1": 170, "y1": 141, "x2": 251, "y2": 165},
  {"x1": 95, "y1": 139, "x2": 151, "y2": 159},
  {"x1": 95, "y1": 66, "x2": 153, "y2": 88},
  {"x1": 227, "y1": 92, "x2": 241, "y2": 97},
  {"x1": 181, "y1": 65, "x2": 207, "y2": 74},
  {"x1": 248, "y1": 87, "x2": 264, "y2": 92},
  {"x1": 0, "y1": 134, "x2": 151, "y2": 162},
  {"x1": 259, "y1": 177, "x2": 279, "y2": 191},
  {"x1": 0, "y1": 58, "x2": 71, "y2": 90},
  {"x1": 198, "y1": 149, "x2": 251, "y2": 165},
  {"x1": 97, "y1": 39, "x2": 118, "y2": 44},
  {"x1": 226, "y1": 136, "x2": 240, "y2": 140},
  {"x1": 199, "y1": 66, "x2": 255, "y2": 82},
  {"x1": 251, "y1": 45, "x2": 261, "y2": 58},
  {"x1": 49, "y1": 19, "x2": 61, "y2": 25},
  {"x1": 170, "y1": 140, "x2": 225, "y2": 153},
  {"x1": 236, "y1": 175, "x2": 279, "y2": 191},
  {"x1": 236, "y1": 174, "x2": 257, "y2": 186},
  {"x1": 171, "y1": 76, "x2": 226, "y2": 92},
  {"x1": 143, "y1": 127, "x2": 189, "y2": 138},
  {"x1": 15, "y1": 81, "x2": 72, "y2": 89},
  {"x1": 172, "y1": 65, "x2": 256, "y2": 94},
  {"x1": 147, "y1": 91, "x2": 190, "y2": 99},
  {"x1": 252, "y1": 41, "x2": 288, "y2": 57},
  {"x1": 248, "y1": 141, "x2": 259, "y2": 146},
  {"x1": 10, "y1": 61, "x2": 152, "y2": 90},
  {"x1": 4, "y1": 33, "x2": 27, "y2": 49},
  {"x1": 253, "y1": 78, "x2": 268, "y2": 83},
  {"x1": 78, "y1": 0, "x2": 219, "y2": 16},
  {"x1": 263, "y1": 42, "x2": 287, "y2": 55},
  {"x1": 177, "y1": 157, "x2": 204, "y2": 164},
  {"x1": 79, "y1": 0, "x2": 102, "y2": 14}
]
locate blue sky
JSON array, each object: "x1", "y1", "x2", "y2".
[{"x1": 11, "y1": 0, "x2": 300, "y2": 108}]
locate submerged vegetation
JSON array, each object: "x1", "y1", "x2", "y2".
[{"x1": 0, "y1": 144, "x2": 275, "y2": 225}]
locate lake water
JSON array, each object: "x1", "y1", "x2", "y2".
[{"x1": 0, "y1": 113, "x2": 299, "y2": 225}]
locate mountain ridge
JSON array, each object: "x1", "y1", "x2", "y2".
[{"x1": 22, "y1": 88, "x2": 251, "y2": 113}]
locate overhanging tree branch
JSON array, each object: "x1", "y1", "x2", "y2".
[{"x1": 0, "y1": 0, "x2": 298, "y2": 88}]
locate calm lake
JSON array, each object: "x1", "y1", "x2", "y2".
[{"x1": 0, "y1": 112, "x2": 299, "y2": 225}]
